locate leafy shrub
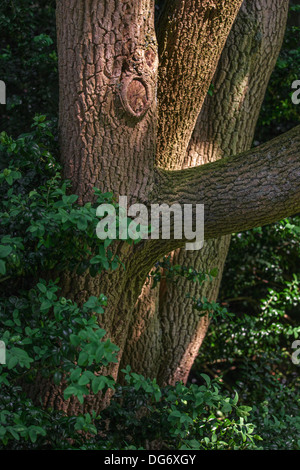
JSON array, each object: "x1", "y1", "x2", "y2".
[
  {"x1": 254, "y1": 5, "x2": 300, "y2": 143},
  {"x1": 193, "y1": 222, "x2": 300, "y2": 450},
  {"x1": 100, "y1": 368, "x2": 262, "y2": 450}
]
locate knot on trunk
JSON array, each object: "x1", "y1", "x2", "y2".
[{"x1": 119, "y1": 75, "x2": 152, "y2": 118}]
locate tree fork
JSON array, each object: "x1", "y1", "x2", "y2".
[{"x1": 121, "y1": 0, "x2": 291, "y2": 385}]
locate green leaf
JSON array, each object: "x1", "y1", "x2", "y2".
[
  {"x1": 78, "y1": 351, "x2": 89, "y2": 366},
  {"x1": 64, "y1": 385, "x2": 78, "y2": 400},
  {"x1": 78, "y1": 374, "x2": 90, "y2": 386},
  {"x1": 222, "y1": 402, "x2": 232, "y2": 413},
  {"x1": 232, "y1": 391, "x2": 239, "y2": 405},
  {"x1": 83, "y1": 296, "x2": 98, "y2": 309},
  {"x1": 7, "y1": 356, "x2": 18, "y2": 370},
  {"x1": 70, "y1": 335, "x2": 80, "y2": 347},
  {"x1": 37, "y1": 283, "x2": 47, "y2": 293},
  {"x1": 200, "y1": 373, "x2": 211, "y2": 387},
  {"x1": 169, "y1": 410, "x2": 182, "y2": 419},
  {"x1": 0, "y1": 245, "x2": 12, "y2": 258},
  {"x1": 40, "y1": 300, "x2": 52, "y2": 311},
  {"x1": 70, "y1": 367, "x2": 82, "y2": 382}
]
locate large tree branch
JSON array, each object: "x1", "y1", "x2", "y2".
[
  {"x1": 156, "y1": 0, "x2": 243, "y2": 170},
  {"x1": 153, "y1": 125, "x2": 300, "y2": 239}
]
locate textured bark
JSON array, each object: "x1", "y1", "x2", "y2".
[
  {"x1": 156, "y1": 0, "x2": 243, "y2": 169},
  {"x1": 121, "y1": 237, "x2": 231, "y2": 384},
  {"x1": 122, "y1": 0, "x2": 290, "y2": 384},
  {"x1": 56, "y1": 0, "x2": 158, "y2": 204},
  {"x1": 41, "y1": 0, "x2": 160, "y2": 414},
  {"x1": 40, "y1": 0, "x2": 299, "y2": 413},
  {"x1": 154, "y1": 124, "x2": 300, "y2": 239}
]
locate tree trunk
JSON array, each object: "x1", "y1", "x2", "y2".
[
  {"x1": 54, "y1": 0, "x2": 243, "y2": 400},
  {"x1": 37, "y1": 0, "x2": 300, "y2": 413},
  {"x1": 121, "y1": 0, "x2": 290, "y2": 385},
  {"x1": 56, "y1": 0, "x2": 158, "y2": 204}
]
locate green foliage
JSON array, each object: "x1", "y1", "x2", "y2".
[
  {"x1": 95, "y1": 368, "x2": 262, "y2": 450},
  {"x1": 194, "y1": 218, "x2": 300, "y2": 450},
  {"x1": 221, "y1": 219, "x2": 300, "y2": 304},
  {"x1": 0, "y1": 118, "x2": 124, "y2": 448},
  {"x1": 254, "y1": 9, "x2": 300, "y2": 143},
  {"x1": 0, "y1": 368, "x2": 262, "y2": 450},
  {"x1": 0, "y1": 278, "x2": 119, "y2": 447},
  {"x1": 0, "y1": 0, "x2": 58, "y2": 135},
  {"x1": 0, "y1": 118, "x2": 261, "y2": 450},
  {"x1": 0, "y1": 117, "x2": 125, "y2": 281},
  {"x1": 0, "y1": 386, "x2": 101, "y2": 449},
  {"x1": 150, "y1": 255, "x2": 219, "y2": 288},
  {"x1": 188, "y1": 40, "x2": 300, "y2": 433},
  {"x1": 151, "y1": 257, "x2": 233, "y2": 322},
  {"x1": 191, "y1": 14, "x2": 300, "y2": 446}
]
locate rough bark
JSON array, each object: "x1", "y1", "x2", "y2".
[
  {"x1": 121, "y1": 237, "x2": 231, "y2": 384},
  {"x1": 154, "y1": 124, "x2": 300, "y2": 239},
  {"x1": 122, "y1": 0, "x2": 291, "y2": 384},
  {"x1": 156, "y1": 0, "x2": 243, "y2": 169},
  {"x1": 56, "y1": 0, "x2": 158, "y2": 204}
]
